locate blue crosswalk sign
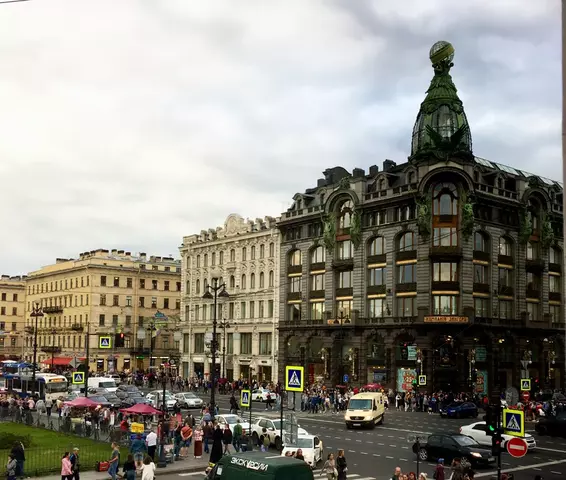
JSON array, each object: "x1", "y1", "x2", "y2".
[
  {"x1": 503, "y1": 408, "x2": 525, "y2": 437},
  {"x1": 285, "y1": 366, "x2": 304, "y2": 392},
  {"x1": 240, "y1": 389, "x2": 251, "y2": 408},
  {"x1": 99, "y1": 336, "x2": 111, "y2": 349},
  {"x1": 72, "y1": 372, "x2": 84, "y2": 384}
]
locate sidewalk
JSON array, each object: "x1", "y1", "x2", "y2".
[{"x1": 28, "y1": 442, "x2": 209, "y2": 480}]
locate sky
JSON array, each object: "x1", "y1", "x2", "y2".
[{"x1": 0, "y1": 0, "x2": 560, "y2": 274}]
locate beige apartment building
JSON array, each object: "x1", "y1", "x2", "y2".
[
  {"x1": 180, "y1": 214, "x2": 280, "y2": 382},
  {"x1": 24, "y1": 249, "x2": 182, "y2": 372},
  {"x1": 0, "y1": 275, "x2": 27, "y2": 361}
]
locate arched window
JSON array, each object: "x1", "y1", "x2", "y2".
[
  {"x1": 432, "y1": 183, "x2": 459, "y2": 247},
  {"x1": 250, "y1": 273, "x2": 256, "y2": 289},
  {"x1": 195, "y1": 279, "x2": 200, "y2": 295},
  {"x1": 310, "y1": 246, "x2": 325, "y2": 264},
  {"x1": 338, "y1": 199, "x2": 354, "y2": 229},
  {"x1": 219, "y1": 251, "x2": 224, "y2": 265},
  {"x1": 269, "y1": 243, "x2": 274, "y2": 257},
  {"x1": 260, "y1": 244, "x2": 265, "y2": 258},
  {"x1": 368, "y1": 237, "x2": 385, "y2": 256},
  {"x1": 204, "y1": 254, "x2": 208, "y2": 267},
  {"x1": 269, "y1": 271, "x2": 274, "y2": 287},
  {"x1": 251, "y1": 246, "x2": 256, "y2": 260},
  {"x1": 529, "y1": 198, "x2": 541, "y2": 232},
  {"x1": 204, "y1": 278, "x2": 209, "y2": 289},
  {"x1": 550, "y1": 246, "x2": 562, "y2": 265},
  {"x1": 241, "y1": 274, "x2": 246, "y2": 290},
  {"x1": 242, "y1": 247, "x2": 247, "y2": 261},
  {"x1": 196, "y1": 255, "x2": 201, "y2": 268},
  {"x1": 474, "y1": 231, "x2": 488, "y2": 252},
  {"x1": 229, "y1": 275, "x2": 235, "y2": 289},
  {"x1": 398, "y1": 232, "x2": 415, "y2": 252},
  {"x1": 289, "y1": 250, "x2": 302, "y2": 266},
  {"x1": 499, "y1": 237, "x2": 513, "y2": 257},
  {"x1": 230, "y1": 249, "x2": 236, "y2": 262},
  {"x1": 211, "y1": 253, "x2": 216, "y2": 266},
  {"x1": 259, "y1": 272, "x2": 265, "y2": 288}
]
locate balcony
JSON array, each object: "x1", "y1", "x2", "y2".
[
  {"x1": 525, "y1": 258, "x2": 545, "y2": 273},
  {"x1": 431, "y1": 281, "x2": 460, "y2": 292},
  {"x1": 526, "y1": 288, "x2": 540, "y2": 299},
  {"x1": 367, "y1": 254, "x2": 387, "y2": 265},
  {"x1": 429, "y1": 246, "x2": 463, "y2": 259},
  {"x1": 41, "y1": 346, "x2": 62, "y2": 354},
  {"x1": 549, "y1": 292, "x2": 562, "y2": 302},
  {"x1": 473, "y1": 283, "x2": 491, "y2": 294},
  {"x1": 498, "y1": 286, "x2": 514, "y2": 297},
  {"x1": 362, "y1": 316, "x2": 418, "y2": 326},
  {"x1": 332, "y1": 258, "x2": 354, "y2": 270},
  {"x1": 396, "y1": 282, "x2": 417, "y2": 293},
  {"x1": 71, "y1": 324, "x2": 84, "y2": 332},
  {"x1": 473, "y1": 250, "x2": 490, "y2": 263},
  {"x1": 367, "y1": 284, "x2": 386, "y2": 296},
  {"x1": 396, "y1": 250, "x2": 417, "y2": 262},
  {"x1": 549, "y1": 263, "x2": 562, "y2": 274},
  {"x1": 309, "y1": 290, "x2": 325, "y2": 300},
  {"x1": 287, "y1": 265, "x2": 303, "y2": 275},
  {"x1": 497, "y1": 254, "x2": 514, "y2": 266},
  {"x1": 43, "y1": 306, "x2": 64, "y2": 314},
  {"x1": 474, "y1": 316, "x2": 525, "y2": 328},
  {"x1": 286, "y1": 292, "x2": 302, "y2": 302},
  {"x1": 310, "y1": 262, "x2": 326, "y2": 272},
  {"x1": 335, "y1": 287, "x2": 353, "y2": 297}
]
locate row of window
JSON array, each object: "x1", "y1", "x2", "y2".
[
  {"x1": 100, "y1": 276, "x2": 181, "y2": 291},
  {"x1": 0, "y1": 306, "x2": 19, "y2": 316},
  {"x1": 100, "y1": 294, "x2": 180, "y2": 310},
  {"x1": 189, "y1": 332, "x2": 273, "y2": 356},
  {"x1": 189, "y1": 271, "x2": 275, "y2": 295},
  {"x1": 0, "y1": 293, "x2": 19, "y2": 302},
  {"x1": 189, "y1": 243, "x2": 276, "y2": 269},
  {"x1": 193, "y1": 300, "x2": 275, "y2": 321},
  {"x1": 27, "y1": 313, "x2": 162, "y2": 330}
]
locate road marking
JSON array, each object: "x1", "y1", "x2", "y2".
[
  {"x1": 178, "y1": 473, "x2": 203, "y2": 477},
  {"x1": 399, "y1": 458, "x2": 408, "y2": 461},
  {"x1": 373, "y1": 454, "x2": 380, "y2": 457},
  {"x1": 535, "y1": 447, "x2": 566, "y2": 454},
  {"x1": 551, "y1": 472, "x2": 562, "y2": 475},
  {"x1": 389, "y1": 445, "x2": 396, "y2": 447},
  {"x1": 348, "y1": 450, "x2": 356, "y2": 453},
  {"x1": 386, "y1": 456, "x2": 394, "y2": 459},
  {"x1": 475, "y1": 459, "x2": 566, "y2": 478},
  {"x1": 360, "y1": 452, "x2": 368, "y2": 455}
]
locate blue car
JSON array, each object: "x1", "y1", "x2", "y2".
[{"x1": 439, "y1": 402, "x2": 478, "y2": 419}]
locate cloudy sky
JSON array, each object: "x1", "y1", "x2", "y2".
[{"x1": 0, "y1": 0, "x2": 560, "y2": 274}]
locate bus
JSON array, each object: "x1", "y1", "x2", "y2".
[{"x1": 6, "y1": 373, "x2": 68, "y2": 401}]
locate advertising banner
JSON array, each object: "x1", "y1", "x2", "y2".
[
  {"x1": 475, "y1": 369, "x2": 488, "y2": 395},
  {"x1": 397, "y1": 368, "x2": 417, "y2": 392}
]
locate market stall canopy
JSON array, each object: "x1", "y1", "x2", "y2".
[
  {"x1": 120, "y1": 403, "x2": 162, "y2": 415},
  {"x1": 66, "y1": 396, "x2": 99, "y2": 408}
]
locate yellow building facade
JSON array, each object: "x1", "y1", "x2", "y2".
[
  {"x1": 0, "y1": 275, "x2": 27, "y2": 360},
  {"x1": 24, "y1": 249, "x2": 182, "y2": 372}
]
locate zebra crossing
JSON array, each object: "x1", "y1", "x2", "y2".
[{"x1": 178, "y1": 471, "x2": 377, "y2": 480}]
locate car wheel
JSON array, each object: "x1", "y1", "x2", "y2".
[
  {"x1": 418, "y1": 448, "x2": 428, "y2": 461},
  {"x1": 275, "y1": 437, "x2": 282, "y2": 451},
  {"x1": 378, "y1": 414, "x2": 384, "y2": 425}
]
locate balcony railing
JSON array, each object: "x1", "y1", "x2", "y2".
[{"x1": 525, "y1": 258, "x2": 545, "y2": 272}]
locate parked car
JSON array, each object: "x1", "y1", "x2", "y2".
[
  {"x1": 116, "y1": 385, "x2": 141, "y2": 398},
  {"x1": 146, "y1": 391, "x2": 177, "y2": 410},
  {"x1": 439, "y1": 402, "x2": 478, "y2": 419},
  {"x1": 216, "y1": 414, "x2": 250, "y2": 435},
  {"x1": 121, "y1": 396, "x2": 149, "y2": 408},
  {"x1": 174, "y1": 392, "x2": 204, "y2": 409},
  {"x1": 251, "y1": 388, "x2": 273, "y2": 402},
  {"x1": 535, "y1": 412, "x2": 566, "y2": 437},
  {"x1": 281, "y1": 435, "x2": 323, "y2": 468},
  {"x1": 460, "y1": 421, "x2": 536, "y2": 451},
  {"x1": 413, "y1": 434, "x2": 495, "y2": 468},
  {"x1": 87, "y1": 395, "x2": 112, "y2": 408},
  {"x1": 251, "y1": 417, "x2": 308, "y2": 451}
]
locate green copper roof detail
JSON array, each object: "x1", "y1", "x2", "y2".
[{"x1": 410, "y1": 41, "x2": 473, "y2": 161}]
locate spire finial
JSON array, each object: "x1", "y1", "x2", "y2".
[{"x1": 429, "y1": 41, "x2": 455, "y2": 74}]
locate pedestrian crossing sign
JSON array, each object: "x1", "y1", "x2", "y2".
[
  {"x1": 418, "y1": 375, "x2": 427, "y2": 386},
  {"x1": 285, "y1": 366, "x2": 304, "y2": 392},
  {"x1": 240, "y1": 389, "x2": 251, "y2": 408},
  {"x1": 520, "y1": 379, "x2": 531, "y2": 391},
  {"x1": 72, "y1": 372, "x2": 84, "y2": 384},
  {"x1": 503, "y1": 408, "x2": 525, "y2": 437},
  {"x1": 99, "y1": 336, "x2": 111, "y2": 349}
]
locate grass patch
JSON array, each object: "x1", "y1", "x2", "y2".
[{"x1": 0, "y1": 423, "x2": 111, "y2": 476}]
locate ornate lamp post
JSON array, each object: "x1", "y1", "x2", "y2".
[
  {"x1": 30, "y1": 303, "x2": 44, "y2": 386},
  {"x1": 218, "y1": 320, "x2": 230, "y2": 380},
  {"x1": 202, "y1": 270, "x2": 230, "y2": 419}
]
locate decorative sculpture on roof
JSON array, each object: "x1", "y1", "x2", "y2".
[
  {"x1": 540, "y1": 214, "x2": 555, "y2": 250},
  {"x1": 322, "y1": 214, "x2": 336, "y2": 252},
  {"x1": 461, "y1": 193, "x2": 475, "y2": 241},
  {"x1": 350, "y1": 209, "x2": 362, "y2": 250},
  {"x1": 410, "y1": 41, "x2": 473, "y2": 162},
  {"x1": 519, "y1": 207, "x2": 533, "y2": 245},
  {"x1": 416, "y1": 195, "x2": 432, "y2": 237}
]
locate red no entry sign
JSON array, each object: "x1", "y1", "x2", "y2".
[{"x1": 506, "y1": 437, "x2": 528, "y2": 458}]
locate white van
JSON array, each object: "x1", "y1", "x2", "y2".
[
  {"x1": 87, "y1": 377, "x2": 118, "y2": 392},
  {"x1": 344, "y1": 392, "x2": 385, "y2": 429}
]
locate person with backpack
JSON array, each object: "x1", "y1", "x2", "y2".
[{"x1": 232, "y1": 419, "x2": 243, "y2": 453}]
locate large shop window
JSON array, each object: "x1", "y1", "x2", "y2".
[{"x1": 433, "y1": 295, "x2": 458, "y2": 315}]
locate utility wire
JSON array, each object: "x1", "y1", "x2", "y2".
[{"x1": 0, "y1": 0, "x2": 32, "y2": 4}]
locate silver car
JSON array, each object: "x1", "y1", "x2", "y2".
[{"x1": 174, "y1": 392, "x2": 204, "y2": 409}]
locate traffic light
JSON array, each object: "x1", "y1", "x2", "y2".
[
  {"x1": 491, "y1": 431, "x2": 503, "y2": 456},
  {"x1": 484, "y1": 405, "x2": 496, "y2": 436},
  {"x1": 115, "y1": 332, "x2": 125, "y2": 348}
]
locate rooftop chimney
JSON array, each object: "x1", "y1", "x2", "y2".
[
  {"x1": 369, "y1": 165, "x2": 379, "y2": 176},
  {"x1": 383, "y1": 159, "x2": 396, "y2": 172}
]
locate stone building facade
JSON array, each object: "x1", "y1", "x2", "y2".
[
  {"x1": 24, "y1": 249, "x2": 182, "y2": 372},
  {"x1": 277, "y1": 41, "x2": 565, "y2": 395},
  {"x1": 180, "y1": 214, "x2": 280, "y2": 382},
  {"x1": 0, "y1": 275, "x2": 27, "y2": 361}
]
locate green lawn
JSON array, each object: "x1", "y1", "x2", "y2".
[{"x1": 0, "y1": 423, "x2": 111, "y2": 476}]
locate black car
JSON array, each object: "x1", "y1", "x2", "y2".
[
  {"x1": 535, "y1": 412, "x2": 566, "y2": 437},
  {"x1": 88, "y1": 395, "x2": 112, "y2": 408},
  {"x1": 413, "y1": 434, "x2": 495, "y2": 468},
  {"x1": 439, "y1": 402, "x2": 478, "y2": 419}
]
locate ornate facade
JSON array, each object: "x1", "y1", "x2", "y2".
[
  {"x1": 277, "y1": 42, "x2": 565, "y2": 396},
  {"x1": 0, "y1": 276, "x2": 27, "y2": 361},
  {"x1": 179, "y1": 214, "x2": 280, "y2": 382}
]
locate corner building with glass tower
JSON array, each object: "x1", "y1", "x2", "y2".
[{"x1": 277, "y1": 42, "x2": 565, "y2": 396}]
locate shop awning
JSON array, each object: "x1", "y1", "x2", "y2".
[{"x1": 42, "y1": 357, "x2": 84, "y2": 366}]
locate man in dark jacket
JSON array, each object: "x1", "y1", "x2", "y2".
[
  {"x1": 10, "y1": 442, "x2": 25, "y2": 479},
  {"x1": 70, "y1": 447, "x2": 80, "y2": 480}
]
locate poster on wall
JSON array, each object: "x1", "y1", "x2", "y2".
[
  {"x1": 397, "y1": 368, "x2": 417, "y2": 392},
  {"x1": 475, "y1": 370, "x2": 488, "y2": 395}
]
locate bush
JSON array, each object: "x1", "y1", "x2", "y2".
[{"x1": 0, "y1": 432, "x2": 33, "y2": 449}]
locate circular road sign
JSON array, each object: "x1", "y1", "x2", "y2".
[{"x1": 506, "y1": 437, "x2": 528, "y2": 458}]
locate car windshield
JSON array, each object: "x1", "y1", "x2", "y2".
[
  {"x1": 98, "y1": 381, "x2": 116, "y2": 388},
  {"x1": 272, "y1": 420, "x2": 286, "y2": 430},
  {"x1": 448, "y1": 403, "x2": 461, "y2": 408},
  {"x1": 455, "y1": 436, "x2": 479, "y2": 446},
  {"x1": 348, "y1": 399, "x2": 372, "y2": 410},
  {"x1": 90, "y1": 396, "x2": 106, "y2": 402},
  {"x1": 295, "y1": 438, "x2": 313, "y2": 449},
  {"x1": 224, "y1": 416, "x2": 241, "y2": 424},
  {"x1": 185, "y1": 393, "x2": 198, "y2": 398},
  {"x1": 46, "y1": 383, "x2": 68, "y2": 393}
]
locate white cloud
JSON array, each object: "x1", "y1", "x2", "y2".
[{"x1": 0, "y1": 0, "x2": 559, "y2": 273}]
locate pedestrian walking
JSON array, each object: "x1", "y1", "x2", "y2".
[
  {"x1": 107, "y1": 443, "x2": 120, "y2": 480},
  {"x1": 336, "y1": 449, "x2": 347, "y2": 480},
  {"x1": 122, "y1": 454, "x2": 136, "y2": 480},
  {"x1": 69, "y1": 448, "x2": 80, "y2": 480},
  {"x1": 232, "y1": 420, "x2": 243, "y2": 453},
  {"x1": 61, "y1": 452, "x2": 73, "y2": 480},
  {"x1": 209, "y1": 424, "x2": 223, "y2": 464},
  {"x1": 193, "y1": 425, "x2": 203, "y2": 458},
  {"x1": 222, "y1": 424, "x2": 233, "y2": 454},
  {"x1": 6, "y1": 454, "x2": 17, "y2": 480},
  {"x1": 140, "y1": 456, "x2": 155, "y2": 480},
  {"x1": 320, "y1": 453, "x2": 337, "y2": 480},
  {"x1": 433, "y1": 458, "x2": 445, "y2": 480},
  {"x1": 145, "y1": 429, "x2": 157, "y2": 460},
  {"x1": 10, "y1": 442, "x2": 25, "y2": 479}
]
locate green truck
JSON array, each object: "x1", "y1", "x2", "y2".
[{"x1": 205, "y1": 452, "x2": 314, "y2": 480}]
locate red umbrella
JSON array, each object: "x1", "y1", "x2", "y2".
[
  {"x1": 120, "y1": 403, "x2": 162, "y2": 415},
  {"x1": 363, "y1": 383, "x2": 382, "y2": 391},
  {"x1": 65, "y1": 396, "x2": 99, "y2": 408}
]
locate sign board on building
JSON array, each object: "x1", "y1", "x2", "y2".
[
  {"x1": 285, "y1": 366, "x2": 304, "y2": 392},
  {"x1": 503, "y1": 408, "x2": 525, "y2": 437},
  {"x1": 423, "y1": 316, "x2": 468, "y2": 324},
  {"x1": 240, "y1": 389, "x2": 251, "y2": 408},
  {"x1": 99, "y1": 336, "x2": 111, "y2": 349}
]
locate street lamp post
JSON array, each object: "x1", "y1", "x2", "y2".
[
  {"x1": 30, "y1": 303, "x2": 44, "y2": 386},
  {"x1": 202, "y1": 271, "x2": 230, "y2": 420},
  {"x1": 219, "y1": 320, "x2": 230, "y2": 380}
]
